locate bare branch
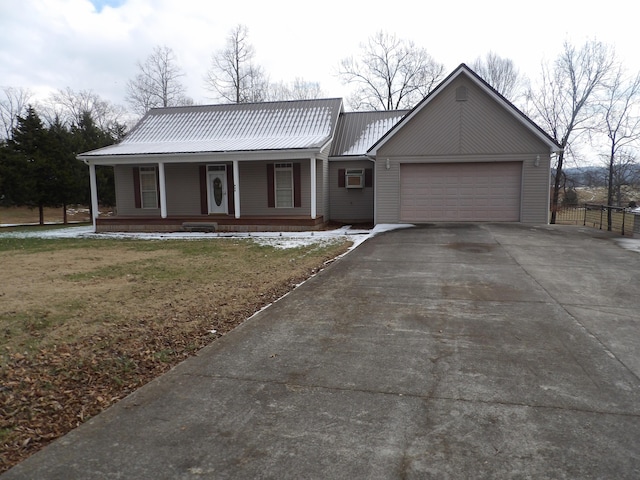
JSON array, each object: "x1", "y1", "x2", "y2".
[
  {"x1": 204, "y1": 25, "x2": 269, "y2": 104},
  {"x1": 0, "y1": 86, "x2": 32, "y2": 140},
  {"x1": 126, "y1": 45, "x2": 191, "y2": 115},
  {"x1": 471, "y1": 52, "x2": 524, "y2": 101},
  {"x1": 527, "y1": 39, "x2": 616, "y2": 223},
  {"x1": 338, "y1": 31, "x2": 445, "y2": 111}
]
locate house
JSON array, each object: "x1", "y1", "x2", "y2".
[{"x1": 78, "y1": 64, "x2": 561, "y2": 232}]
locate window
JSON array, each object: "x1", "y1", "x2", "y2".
[
  {"x1": 274, "y1": 163, "x2": 293, "y2": 208},
  {"x1": 139, "y1": 166, "x2": 157, "y2": 209},
  {"x1": 345, "y1": 168, "x2": 364, "y2": 188}
]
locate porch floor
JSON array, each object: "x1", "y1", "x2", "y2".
[{"x1": 95, "y1": 215, "x2": 327, "y2": 233}]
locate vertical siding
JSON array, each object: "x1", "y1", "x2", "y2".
[
  {"x1": 315, "y1": 148, "x2": 330, "y2": 217},
  {"x1": 165, "y1": 163, "x2": 201, "y2": 215},
  {"x1": 330, "y1": 160, "x2": 375, "y2": 222},
  {"x1": 321, "y1": 157, "x2": 329, "y2": 217},
  {"x1": 114, "y1": 164, "x2": 160, "y2": 216},
  {"x1": 115, "y1": 160, "x2": 317, "y2": 218},
  {"x1": 521, "y1": 154, "x2": 551, "y2": 223},
  {"x1": 375, "y1": 159, "x2": 401, "y2": 224},
  {"x1": 239, "y1": 160, "x2": 311, "y2": 216}
]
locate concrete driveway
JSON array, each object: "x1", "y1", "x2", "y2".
[{"x1": 3, "y1": 223, "x2": 640, "y2": 479}]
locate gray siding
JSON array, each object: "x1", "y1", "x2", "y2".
[
  {"x1": 379, "y1": 76, "x2": 548, "y2": 157},
  {"x1": 114, "y1": 164, "x2": 160, "y2": 216},
  {"x1": 316, "y1": 145, "x2": 330, "y2": 218},
  {"x1": 521, "y1": 154, "x2": 551, "y2": 224},
  {"x1": 375, "y1": 75, "x2": 552, "y2": 225},
  {"x1": 329, "y1": 160, "x2": 374, "y2": 222},
  {"x1": 115, "y1": 160, "x2": 320, "y2": 218},
  {"x1": 375, "y1": 159, "x2": 401, "y2": 224},
  {"x1": 376, "y1": 155, "x2": 550, "y2": 225},
  {"x1": 239, "y1": 160, "x2": 312, "y2": 217},
  {"x1": 321, "y1": 157, "x2": 329, "y2": 218},
  {"x1": 166, "y1": 163, "x2": 201, "y2": 216}
]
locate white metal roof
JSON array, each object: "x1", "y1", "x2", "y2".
[
  {"x1": 330, "y1": 111, "x2": 408, "y2": 157},
  {"x1": 80, "y1": 98, "x2": 343, "y2": 158}
]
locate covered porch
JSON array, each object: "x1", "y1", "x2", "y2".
[
  {"x1": 85, "y1": 155, "x2": 326, "y2": 233},
  {"x1": 78, "y1": 99, "x2": 343, "y2": 233}
]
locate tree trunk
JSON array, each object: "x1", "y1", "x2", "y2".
[
  {"x1": 38, "y1": 203, "x2": 44, "y2": 225},
  {"x1": 63, "y1": 203, "x2": 68, "y2": 224},
  {"x1": 607, "y1": 146, "x2": 615, "y2": 231},
  {"x1": 550, "y1": 152, "x2": 565, "y2": 224}
]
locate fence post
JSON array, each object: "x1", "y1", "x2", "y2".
[
  {"x1": 622, "y1": 209, "x2": 626, "y2": 236},
  {"x1": 583, "y1": 204, "x2": 587, "y2": 226},
  {"x1": 599, "y1": 207, "x2": 604, "y2": 230}
]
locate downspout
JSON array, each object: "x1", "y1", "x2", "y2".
[{"x1": 366, "y1": 154, "x2": 377, "y2": 225}]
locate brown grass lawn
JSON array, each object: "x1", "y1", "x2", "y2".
[
  {"x1": 0, "y1": 232, "x2": 352, "y2": 473},
  {"x1": 0, "y1": 206, "x2": 94, "y2": 225}
]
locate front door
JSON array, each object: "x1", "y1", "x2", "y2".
[{"x1": 207, "y1": 165, "x2": 228, "y2": 214}]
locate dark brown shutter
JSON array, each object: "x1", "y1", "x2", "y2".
[
  {"x1": 267, "y1": 164, "x2": 275, "y2": 208},
  {"x1": 133, "y1": 167, "x2": 141, "y2": 208},
  {"x1": 226, "y1": 164, "x2": 234, "y2": 215},
  {"x1": 293, "y1": 163, "x2": 301, "y2": 208},
  {"x1": 338, "y1": 168, "x2": 345, "y2": 188},
  {"x1": 199, "y1": 166, "x2": 208, "y2": 214},
  {"x1": 365, "y1": 168, "x2": 373, "y2": 188}
]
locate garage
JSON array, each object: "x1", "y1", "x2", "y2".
[{"x1": 400, "y1": 162, "x2": 522, "y2": 222}]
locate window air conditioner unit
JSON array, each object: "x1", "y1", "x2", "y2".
[{"x1": 345, "y1": 169, "x2": 364, "y2": 188}]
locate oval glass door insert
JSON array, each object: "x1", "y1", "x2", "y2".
[{"x1": 213, "y1": 177, "x2": 223, "y2": 206}]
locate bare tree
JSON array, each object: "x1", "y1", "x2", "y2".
[
  {"x1": 600, "y1": 68, "x2": 640, "y2": 205},
  {"x1": 607, "y1": 151, "x2": 640, "y2": 206},
  {"x1": 338, "y1": 31, "x2": 445, "y2": 111},
  {"x1": 527, "y1": 39, "x2": 615, "y2": 223},
  {"x1": 41, "y1": 87, "x2": 128, "y2": 132},
  {"x1": 0, "y1": 86, "x2": 32, "y2": 140},
  {"x1": 204, "y1": 24, "x2": 269, "y2": 103},
  {"x1": 471, "y1": 52, "x2": 523, "y2": 101},
  {"x1": 267, "y1": 78, "x2": 323, "y2": 101},
  {"x1": 126, "y1": 45, "x2": 192, "y2": 115}
]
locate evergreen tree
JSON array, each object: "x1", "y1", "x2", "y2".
[
  {"x1": 8, "y1": 106, "x2": 55, "y2": 223},
  {"x1": 0, "y1": 107, "x2": 119, "y2": 222},
  {"x1": 72, "y1": 111, "x2": 117, "y2": 207},
  {"x1": 0, "y1": 143, "x2": 35, "y2": 207}
]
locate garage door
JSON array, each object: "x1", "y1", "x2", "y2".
[{"x1": 400, "y1": 162, "x2": 522, "y2": 222}]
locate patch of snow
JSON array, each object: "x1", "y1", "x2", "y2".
[
  {"x1": 0, "y1": 223, "x2": 415, "y2": 249},
  {"x1": 616, "y1": 238, "x2": 640, "y2": 254}
]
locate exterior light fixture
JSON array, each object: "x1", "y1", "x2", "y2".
[
  {"x1": 386, "y1": 158, "x2": 390, "y2": 170},
  {"x1": 534, "y1": 155, "x2": 540, "y2": 167}
]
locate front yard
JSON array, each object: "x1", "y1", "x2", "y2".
[{"x1": 0, "y1": 232, "x2": 352, "y2": 472}]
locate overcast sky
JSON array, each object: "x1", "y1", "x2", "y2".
[{"x1": 1, "y1": 0, "x2": 639, "y2": 110}]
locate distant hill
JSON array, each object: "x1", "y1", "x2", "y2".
[{"x1": 562, "y1": 165, "x2": 640, "y2": 188}]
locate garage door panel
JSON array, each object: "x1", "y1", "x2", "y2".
[{"x1": 400, "y1": 162, "x2": 522, "y2": 222}]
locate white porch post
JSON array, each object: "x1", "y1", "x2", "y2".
[
  {"x1": 158, "y1": 161, "x2": 167, "y2": 218},
  {"x1": 233, "y1": 160, "x2": 240, "y2": 219},
  {"x1": 88, "y1": 163, "x2": 99, "y2": 231},
  {"x1": 310, "y1": 156, "x2": 317, "y2": 219}
]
